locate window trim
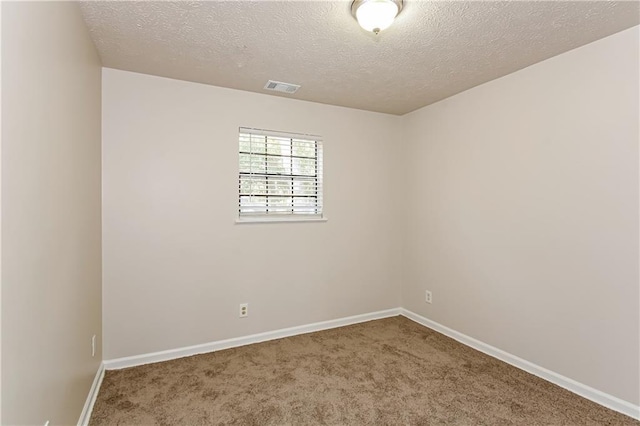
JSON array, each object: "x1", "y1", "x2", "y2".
[
  {"x1": 235, "y1": 216, "x2": 328, "y2": 224},
  {"x1": 237, "y1": 127, "x2": 325, "y2": 223}
]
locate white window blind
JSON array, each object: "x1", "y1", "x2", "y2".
[{"x1": 239, "y1": 127, "x2": 323, "y2": 218}]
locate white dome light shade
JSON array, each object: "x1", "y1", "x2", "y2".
[{"x1": 353, "y1": 0, "x2": 402, "y2": 34}]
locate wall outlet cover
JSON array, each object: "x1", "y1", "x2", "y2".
[{"x1": 239, "y1": 303, "x2": 249, "y2": 318}]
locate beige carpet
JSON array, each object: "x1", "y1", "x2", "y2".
[{"x1": 90, "y1": 316, "x2": 638, "y2": 425}]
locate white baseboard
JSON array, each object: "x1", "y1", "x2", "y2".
[
  {"x1": 100, "y1": 306, "x2": 639, "y2": 421},
  {"x1": 103, "y1": 308, "x2": 401, "y2": 370},
  {"x1": 400, "y1": 308, "x2": 640, "y2": 421},
  {"x1": 77, "y1": 361, "x2": 105, "y2": 426}
]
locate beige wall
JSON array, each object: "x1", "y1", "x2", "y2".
[
  {"x1": 0, "y1": 4, "x2": 3, "y2": 422},
  {"x1": 102, "y1": 25, "x2": 638, "y2": 408},
  {"x1": 1, "y1": 2, "x2": 102, "y2": 425},
  {"x1": 101, "y1": 68, "x2": 403, "y2": 359},
  {"x1": 401, "y1": 26, "x2": 639, "y2": 405}
]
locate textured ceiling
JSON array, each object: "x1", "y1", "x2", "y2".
[{"x1": 79, "y1": 1, "x2": 639, "y2": 115}]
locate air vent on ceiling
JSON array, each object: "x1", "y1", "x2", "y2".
[{"x1": 264, "y1": 80, "x2": 301, "y2": 94}]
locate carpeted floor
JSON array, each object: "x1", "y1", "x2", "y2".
[{"x1": 90, "y1": 316, "x2": 638, "y2": 425}]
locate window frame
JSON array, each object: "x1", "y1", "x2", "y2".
[{"x1": 236, "y1": 127, "x2": 326, "y2": 224}]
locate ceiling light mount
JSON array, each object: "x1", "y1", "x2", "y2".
[{"x1": 351, "y1": 0, "x2": 403, "y2": 35}]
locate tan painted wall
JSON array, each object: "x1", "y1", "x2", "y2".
[
  {"x1": 101, "y1": 68, "x2": 403, "y2": 359},
  {"x1": 1, "y1": 2, "x2": 102, "y2": 424},
  {"x1": 0, "y1": 4, "x2": 3, "y2": 422},
  {"x1": 401, "y1": 26, "x2": 640, "y2": 405},
  {"x1": 102, "y1": 25, "x2": 638, "y2": 408}
]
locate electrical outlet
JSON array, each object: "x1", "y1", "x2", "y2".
[
  {"x1": 92, "y1": 335, "x2": 96, "y2": 357},
  {"x1": 239, "y1": 303, "x2": 248, "y2": 318},
  {"x1": 425, "y1": 290, "x2": 433, "y2": 304}
]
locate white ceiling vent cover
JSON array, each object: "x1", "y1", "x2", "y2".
[{"x1": 264, "y1": 80, "x2": 301, "y2": 94}]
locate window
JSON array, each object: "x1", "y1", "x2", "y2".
[{"x1": 238, "y1": 127, "x2": 323, "y2": 221}]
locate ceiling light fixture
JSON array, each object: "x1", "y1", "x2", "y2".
[{"x1": 351, "y1": 0, "x2": 403, "y2": 35}]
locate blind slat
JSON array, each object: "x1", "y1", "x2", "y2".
[{"x1": 240, "y1": 127, "x2": 322, "y2": 141}]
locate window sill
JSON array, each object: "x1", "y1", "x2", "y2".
[{"x1": 235, "y1": 216, "x2": 328, "y2": 224}]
